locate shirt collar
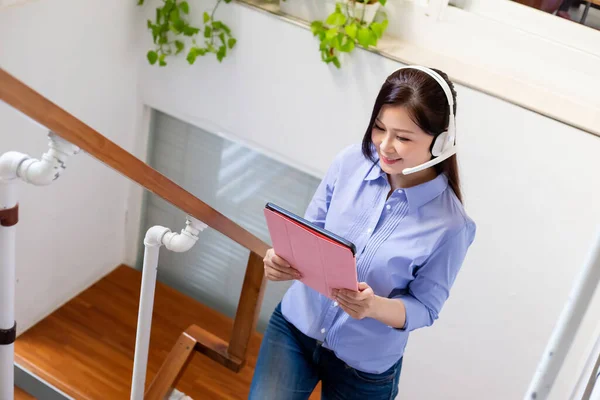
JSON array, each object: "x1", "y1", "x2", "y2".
[
  {"x1": 363, "y1": 159, "x2": 448, "y2": 210},
  {"x1": 403, "y1": 173, "x2": 448, "y2": 210},
  {"x1": 364, "y1": 160, "x2": 386, "y2": 181}
]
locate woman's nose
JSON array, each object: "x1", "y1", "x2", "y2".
[{"x1": 380, "y1": 134, "x2": 394, "y2": 153}]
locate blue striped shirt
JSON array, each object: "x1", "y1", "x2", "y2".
[{"x1": 281, "y1": 144, "x2": 476, "y2": 374}]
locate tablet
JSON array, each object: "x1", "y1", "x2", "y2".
[
  {"x1": 265, "y1": 202, "x2": 357, "y2": 255},
  {"x1": 264, "y1": 202, "x2": 358, "y2": 298}
]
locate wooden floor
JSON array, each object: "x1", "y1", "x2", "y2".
[
  {"x1": 15, "y1": 264, "x2": 321, "y2": 399},
  {"x1": 15, "y1": 386, "x2": 36, "y2": 399}
]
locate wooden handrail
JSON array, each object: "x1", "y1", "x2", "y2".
[
  {"x1": 1, "y1": 67, "x2": 270, "y2": 393},
  {"x1": 0, "y1": 67, "x2": 269, "y2": 257}
]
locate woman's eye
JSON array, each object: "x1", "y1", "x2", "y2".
[
  {"x1": 374, "y1": 124, "x2": 384, "y2": 131},
  {"x1": 396, "y1": 136, "x2": 410, "y2": 142}
]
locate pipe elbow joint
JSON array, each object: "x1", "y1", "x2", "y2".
[
  {"x1": 162, "y1": 217, "x2": 207, "y2": 252},
  {"x1": 18, "y1": 157, "x2": 58, "y2": 185},
  {"x1": 162, "y1": 230, "x2": 198, "y2": 253},
  {"x1": 0, "y1": 152, "x2": 30, "y2": 181},
  {"x1": 144, "y1": 226, "x2": 171, "y2": 247}
]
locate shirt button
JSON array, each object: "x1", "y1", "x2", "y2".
[
  {"x1": 321, "y1": 328, "x2": 326, "y2": 334},
  {"x1": 333, "y1": 301, "x2": 339, "y2": 307},
  {"x1": 386, "y1": 205, "x2": 391, "y2": 210},
  {"x1": 397, "y1": 189, "x2": 404, "y2": 194},
  {"x1": 367, "y1": 228, "x2": 372, "y2": 233}
]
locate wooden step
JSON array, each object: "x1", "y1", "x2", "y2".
[
  {"x1": 15, "y1": 386, "x2": 36, "y2": 399},
  {"x1": 15, "y1": 264, "x2": 320, "y2": 399}
]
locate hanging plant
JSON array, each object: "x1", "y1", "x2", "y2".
[
  {"x1": 310, "y1": 0, "x2": 388, "y2": 68},
  {"x1": 138, "y1": 0, "x2": 237, "y2": 67}
]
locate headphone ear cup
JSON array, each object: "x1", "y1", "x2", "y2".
[{"x1": 431, "y1": 131, "x2": 447, "y2": 157}]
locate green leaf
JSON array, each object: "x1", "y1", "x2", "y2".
[
  {"x1": 310, "y1": 21, "x2": 324, "y2": 35},
  {"x1": 370, "y1": 21, "x2": 385, "y2": 38},
  {"x1": 198, "y1": 48, "x2": 207, "y2": 56},
  {"x1": 344, "y1": 23, "x2": 358, "y2": 39},
  {"x1": 203, "y1": 12, "x2": 210, "y2": 23},
  {"x1": 147, "y1": 50, "x2": 158, "y2": 65},
  {"x1": 326, "y1": 12, "x2": 346, "y2": 27},
  {"x1": 183, "y1": 26, "x2": 199, "y2": 36},
  {"x1": 332, "y1": 57, "x2": 341, "y2": 69},
  {"x1": 219, "y1": 32, "x2": 226, "y2": 45},
  {"x1": 357, "y1": 27, "x2": 375, "y2": 47},
  {"x1": 340, "y1": 36, "x2": 355, "y2": 52},
  {"x1": 331, "y1": 35, "x2": 341, "y2": 50},
  {"x1": 158, "y1": 54, "x2": 167, "y2": 67},
  {"x1": 378, "y1": 0, "x2": 387, "y2": 5},
  {"x1": 204, "y1": 26, "x2": 212, "y2": 38},
  {"x1": 220, "y1": 23, "x2": 232, "y2": 35},
  {"x1": 187, "y1": 48, "x2": 197, "y2": 64},
  {"x1": 173, "y1": 19, "x2": 185, "y2": 33},
  {"x1": 179, "y1": 1, "x2": 189, "y2": 14},
  {"x1": 175, "y1": 40, "x2": 185, "y2": 54},
  {"x1": 137, "y1": 0, "x2": 145, "y2": 5},
  {"x1": 227, "y1": 38, "x2": 236, "y2": 49},
  {"x1": 325, "y1": 28, "x2": 338, "y2": 41},
  {"x1": 217, "y1": 46, "x2": 226, "y2": 62},
  {"x1": 169, "y1": 8, "x2": 180, "y2": 23}
]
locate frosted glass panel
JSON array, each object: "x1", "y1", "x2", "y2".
[{"x1": 138, "y1": 110, "x2": 321, "y2": 331}]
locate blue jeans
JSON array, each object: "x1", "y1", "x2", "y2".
[{"x1": 249, "y1": 303, "x2": 402, "y2": 400}]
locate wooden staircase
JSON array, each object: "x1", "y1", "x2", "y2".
[
  {"x1": 15, "y1": 265, "x2": 260, "y2": 399},
  {"x1": 15, "y1": 265, "x2": 321, "y2": 399}
]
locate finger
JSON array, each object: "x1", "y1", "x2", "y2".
[
  {"x1": 336, "y1": 291, "x2": 363, "y2": 304},
  {"x1": 336, "y1": 296, "x2": 360, "y2": 314},
  {"x1": 336, "y1": 292, "x2": 362, "y2": 306},
  {"x1": 265, "y1": 260, "x2": 302, "y2": 278},
  {"x1": 265, "y1": 266, "x2": 296, "y2": 281},
  {"x1": 338, "y1": 301, "x2": 359, "y2": 317},
  {"x1": 272, "y1": 254, "x2": 291, "y2": 268}
]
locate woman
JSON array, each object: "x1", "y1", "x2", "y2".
[{"x1": 249, "y1": 66, "x2": 476, "y2": 399}]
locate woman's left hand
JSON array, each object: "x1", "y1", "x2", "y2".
[{"x1": 333, "y1": 282, "x2": 377, "y2": 320}]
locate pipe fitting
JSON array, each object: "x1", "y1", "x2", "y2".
[
  {"x1": 0, "y1": 131, "x2": 80, "y2": 186},
  {"x1": 0, "y1": 152, "x2": 30, "y2": 181},
  {"x1": 144, "y1": 226, "x2": 171, "y2": 247},
  {"x1": 162, "y1": 216, "x2": 207, "y2": 253},
  {"x1": 17, "y1": 132, "x2": 81, "y2": 186}
]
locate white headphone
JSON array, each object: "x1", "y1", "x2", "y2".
[{"x1": 390, "y1": 66, "x2": 457, "y2": 175}]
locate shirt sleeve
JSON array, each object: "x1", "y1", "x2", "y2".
[
  {"x1": 302, "y1": 149, "x2": 345, "y2": 228},
  {"x1": 395, "y1": 223, "x2": 475, "y2": 332}
]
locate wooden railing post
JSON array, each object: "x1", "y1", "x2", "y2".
[{"x1": 228, "y1": 251, "x2": 267, "y2": 364}]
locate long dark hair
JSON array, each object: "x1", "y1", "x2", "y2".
[{"x1": 361, "y1": 67, "x2": 463, "y2": 203}]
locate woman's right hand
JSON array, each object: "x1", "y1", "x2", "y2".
[{"x1": 263, "y1": 248, "x2": 302, "y2": 281}]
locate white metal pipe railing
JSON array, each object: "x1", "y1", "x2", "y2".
[
  {"x1": 130, "y1": 216, "x2": 207, "y2": 400},
  {"x1": 0, "y1": 131, "x2": 79, "y2": 400}
]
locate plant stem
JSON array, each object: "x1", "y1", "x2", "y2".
[{"x1": 209, "y1": 0, "x2": 224, "y2": 49}]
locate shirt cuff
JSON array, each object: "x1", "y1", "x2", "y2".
[{"x1": 394, "y1": 294, "x2": 427, "y2": 332}]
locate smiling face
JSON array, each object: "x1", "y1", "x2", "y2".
[{"x1": 371, "y1": 104, "x2": 437, "y2": 188}]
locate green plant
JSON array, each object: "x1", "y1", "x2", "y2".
[
  {"x1": 138, "y1": 0, "x2": 237, "y2": 67},
  {"x1": 310, "y1": 0, "x2": 388, "y2": 68}
]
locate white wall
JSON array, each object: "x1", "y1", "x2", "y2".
[
  {"x1": 135, "y1": 2, "x2": 600, "y2": 399},
  {"x1": 0, "y1": 0, "x2": 142, "y2": 333}
]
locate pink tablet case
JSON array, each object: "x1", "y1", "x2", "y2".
[{"x1": 264, "y1": 208, "x2": 358, "y2": 299}]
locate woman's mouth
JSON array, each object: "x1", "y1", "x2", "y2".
[{"x1": 381, "y1": 155, "x2": 401, "y2": 165}]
